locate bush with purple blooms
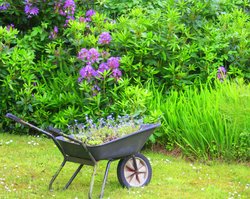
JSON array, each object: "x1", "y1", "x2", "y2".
[
  {"x1": 1, "y1": 1, "x2": 127, "y2": 130},
  {"x1": 76, "y1": 44, "x2": 123, "y2": 103},
  {"x1": 0, "y1": 1, "x2": 91, "y2": 31},
  {"x1": 66, "y1": 10, "x2": 123, "y2": 111}
]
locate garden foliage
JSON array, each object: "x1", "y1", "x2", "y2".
[
  {"x1": 0, "y1": 0, "x2": 249, "y2": 160},
  {"x1": 160, "y1": 79, "x2": 250, "y2": 161}
]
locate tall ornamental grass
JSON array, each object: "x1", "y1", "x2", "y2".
[{"x1": 160, "y1": 79, "x2": 250, "y2": 161}]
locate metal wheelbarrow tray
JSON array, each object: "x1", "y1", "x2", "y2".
[{"x1": 6, "y1": 113, "x2": 160, "y2": 199}]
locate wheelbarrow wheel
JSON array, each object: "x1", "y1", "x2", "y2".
[{"x1": 117, "y1": 153, "x2": 152, "y2": 188}]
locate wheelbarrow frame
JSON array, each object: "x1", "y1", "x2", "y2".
[{"x1": 5, "y1": 113, "x2": 160, "y2": 199}]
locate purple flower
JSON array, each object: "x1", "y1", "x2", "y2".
[
  {"x1": 6, "y1": 24, "x2": 14, "y2": 31},
  {"x1": 24, "y1": 1, "x2": 39, "y2": 18},
  {"x1": 78, "y1": 48, "x2": 89, "y2": 61},
  {"x1": 86, "y1": 9, "x2": 96, "y2": 17},
  {"x1": 49, "y1": 26, "x2": 58, "y2": 39},
  {"x1": 84, "y1": 17, "x2": 91, "y2": 22},
  {"x1": 0, "y1": 2, "x2": 10, "y2": 11},
  {"x1": 93, "y1": 84, "x2": 100, "y2": 91},
  {"x1": 79, "y1": 64, "x2": 97, "y2": 80},
  {"x1": 64, "y1": 0, "x2": 75, "y2": 8},
  {"x1": 92, "y1": 84, "x2": 101, "y2": 96},
  {"x1": 92, "y1": 84, "x2": 101, "y2": 91},
  {"x1": 217, "y1": 66, "x2": 227, "y2": 81},
  {"x1": 98, "y1": 32, "x2": 112, "y2": 45},
  {"x1": 78, "y1": 48, "x2": 100, "y2": 63},
  {"x1": 63, "y1": 0, "x2": 75, "y2": 25},
  {"x1": 218, "y1": 66, "x2": 226, "y2": 73},
  {"x1": 87, "y1": 48, "x2": 100, "y2": 63},
  {"x1": 54, "y1": 0, "x2": 75, "y2": 25},
  {"x1": 63, "y1": 0, "x2": 75, "y2": 15},
  {"x1": 98, "y1": 63, "x2": 110, "y2": 73},
  {"x1": 112, "y1": 68, "x2": 122, "y2": 80},
  {"x1": 107, "y1": 57, "x2": 120, "y2": 69},
  {"x1": 54, "y1": 1, "x2": 66, "y2": 16},
  {"x1": 79, "y1": 16, "x2": 85, "y2": 22},
  {"x1": 54, "y1": 26, "x2": 58, "y2": 33}
]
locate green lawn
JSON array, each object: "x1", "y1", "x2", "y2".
[{"x1": 0, "y1": 133, "x2": 249, "y2": 199}]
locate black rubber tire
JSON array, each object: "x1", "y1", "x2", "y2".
[{"x1": 117, "y1": 153, "x2": 152, "y2": 188}]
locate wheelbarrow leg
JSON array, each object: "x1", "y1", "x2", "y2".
[
  {"x1": 89, "y1": 164, "x2": 97, "y2": 199},
  {"x1": 64, "y1": 164, "x2": 84, "y2": 190},
  {"x1": 100, "y1": 160, "x2": 113, "y2": 199},
  {"x1": 49, "y1": 159, "x2": 67, "y2": 191}
]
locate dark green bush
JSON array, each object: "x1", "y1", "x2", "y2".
[{"x1": 111, "y1": 0, "x2": 250, "y2": 88}]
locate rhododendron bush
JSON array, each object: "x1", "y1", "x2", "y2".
[{"x1": 0, "y1": 0, "x2": 124, "y2": 128}]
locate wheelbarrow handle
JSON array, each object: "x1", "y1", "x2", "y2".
[
  {"x1": 5, "y1": 113, "x2": 53, "y2": 138},
  {"x1": 6, "y1": 113, "x2": 97, "y2": 164},
  {"x1": 5, "y1": 113, "x2": 84, "y2": 144},
  {"x1": 47, "y1": 126, "x2": 63, "y2": 137}
]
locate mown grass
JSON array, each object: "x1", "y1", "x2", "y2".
[{"x1": 0, "y1": 133, "x2": 249, "y2": 199}]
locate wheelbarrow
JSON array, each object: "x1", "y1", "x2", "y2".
[{"x1": 6, "y1": 113, "x2": 160, "y2": 199}]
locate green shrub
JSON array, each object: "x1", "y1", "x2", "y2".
[
  {"x1": 111, "y1": 0, "x2": 250, "y2": 88},
  {"x1": 0, "y1": 26, "x2": 37, "y2": 123}
]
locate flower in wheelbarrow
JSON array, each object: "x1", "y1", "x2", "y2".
[
  {"x1": 98, "y1": 32, "x2": 112, "y2": 45},
  {"x1": 70, "y1": 115, "x2": 141, "y2": 146}
]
